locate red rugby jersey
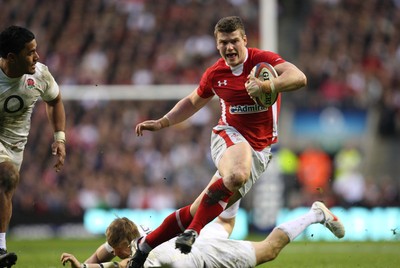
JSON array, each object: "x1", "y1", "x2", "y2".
[{"x1": 197, "y1": 48, "x2": 285, "y2": 151}]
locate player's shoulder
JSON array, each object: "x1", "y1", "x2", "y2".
[
  {"x1": 33, "y1": 62, "x2": 50, "y2": 75},
  {"x1": 248, "y1": 47, "x2": 274, "y2": 57},
  {"x1": 30, "y1": 62, "x2": 56, "y2": 83},
  {"x1": 248, "y1": 47, "x2": 285, "y2": 66}
]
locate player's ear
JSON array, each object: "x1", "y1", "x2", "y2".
[
  {"x1": 242, "y1": 34, "x2": 248, "y2": 46},
  {"x1": 6, "y1": 52, "x2": 17, "y2": 63}
]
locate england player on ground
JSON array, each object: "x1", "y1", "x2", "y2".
[{"x1": 60, "y1": 201, "x2": 344, "y2": 268}]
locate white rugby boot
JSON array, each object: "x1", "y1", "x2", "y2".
[{"x1": 312, "y1": 201, "x2": 345, "y2": 239}]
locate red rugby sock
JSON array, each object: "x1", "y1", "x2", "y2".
[
  {"x1": 141, "y1": 205, "x2": 192, "y2": 251},
  {"x1": 187, "y1": 178, "x2": 233, "y2": 235}
]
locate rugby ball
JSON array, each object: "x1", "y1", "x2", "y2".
[{"x1": 250, "y1": 62, "x2": 279, "y2": 108}]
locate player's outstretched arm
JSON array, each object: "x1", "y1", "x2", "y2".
[
  {"x1": 61, "y1": 242, "x2": 121, "y2": 268},
  {"x1": 135, "y1": 89, "x2": 212, "y2": 136},
  {"x1": 60, "y1": 253, "x2": 82, "y2": 268},
  {"x1": 84, "y1": 243, "x2": 115, "y2": 263},
  {"x1": 135, "y1": 117, "x2": 169, "y2": 136},
  {"x1": 61, "y1": 252, "x2": 124, "y2": 268}
]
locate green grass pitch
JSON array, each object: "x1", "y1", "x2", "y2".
[{"x1": 8, "y1": 237, "x2": 400, "y2": 267}]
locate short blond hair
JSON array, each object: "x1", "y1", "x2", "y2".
[{"x1": 106, "y1": 217, "x2": 140, "y2": 248}]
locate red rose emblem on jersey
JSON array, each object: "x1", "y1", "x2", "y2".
[
  {"x1": 27, "y1": 78, "x2": 35, "y2": 86},
  {"x1": 26, "y1": 78, "x2": 35, "y2": 89}
]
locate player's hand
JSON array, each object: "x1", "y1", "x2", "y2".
[
  {"x1": 245, "y1": 75, "x2": 264, "y2": 98},
  {"x1": 51, "y1": 141, "x2": 66, "y2": 172},
  {"x1": 60, "y1": 253, "x2": 81, "y2": 268},
  {"x1": 119, "y1": 258, "x2": 129, "y2": 268},
  {"x1": 135, "y1": 120, "x2": 164, "y2": 136}
]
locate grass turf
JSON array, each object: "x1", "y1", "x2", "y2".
[{"x1": 7, "y1": 237, "x2": 400, "y2": 267}]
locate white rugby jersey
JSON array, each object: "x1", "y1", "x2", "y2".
[
  {"x1": 0, "y1": 62, "x2": 59, "y2": 150},
  {"x1": 144, "y1": 222, "x2": 257, "y2": 268}
]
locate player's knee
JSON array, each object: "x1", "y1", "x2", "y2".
[
  {"x1": 0, "y1": 161, "x2": 20, "y2": 193},
  {"x1": 226, "y1": 170, "x2": 249, "y2": 189}
]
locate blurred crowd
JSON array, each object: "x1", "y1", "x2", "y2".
[
  {"x1": 1, "y1": 0, "x2": 259, "y2": 85},
  {"x1": 293, "y1": 0, "x2": 396, "y2": 110},
  {"x1": 2, "y1": 0, "x2": 400, "y2": 222}
]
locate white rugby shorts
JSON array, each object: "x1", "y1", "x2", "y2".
[
  {"x1": 0, "y1": 141, "x2": 23, "y2": 170},
  {"x1": 210, "y1": 125, "x2": 272, "y2": 197}
]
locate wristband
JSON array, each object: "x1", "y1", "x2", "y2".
[
  {"x1": 54, "y1": 131, "x2": 66, "y2": 143},
  {"x1": 270, "y1": 80, "x2": 276, "y2": 94},
  {"x1": 99, "y1": 262, "x2": 119, "y2": 268}
]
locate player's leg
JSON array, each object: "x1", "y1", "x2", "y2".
[
  {"x1": 252, "y1": 208, "x2": 320, "y2": 264},
  {"x1": 200, "y1": 199, "x2": 241, "y2": 240},
  {"x1": 311, "y1": 201, "x2": 345, "y2": 238},
  {"x1": 129, "y1": 177, "x2": 224, "y2": 268},
  {"x1": 135, "y1": 173, "x2": 225, "y2": 253},
  {"x1": 253, "y1": 201, "x2": 345, "y2": 265},
  {"x1": 136, "y1": 204, "x2": 192, "y2": 250},
  {"x1": 129, "y1": 204, "x2": 193, "y2": 268},
  {"x1": 176, "y1": 141, "x2": 252, "y2": 253},
  {"x1": 251, "y1": 228, "x2": 290, "y2": 265},
  {"x1": 0, "y1": 161, "x2": 19, "y2": 268}
]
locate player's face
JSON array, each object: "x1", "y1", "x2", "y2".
[
  {"x1": 13, "y1": 39, "x2": 39, "y2": 76},
  {"x1": 112, "y1": 243, "x2": 131, "y2": 259},
  {"x1": 216, "y1": 30, "x2": 247, "y2": 67}
]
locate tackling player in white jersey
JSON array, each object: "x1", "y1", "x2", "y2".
[
  {"x1": 60, "y1": 201, "x2": 344, "y2": 268},
  {"x1": 0, "y1": 25, "x2": 66, "y2": 267}
]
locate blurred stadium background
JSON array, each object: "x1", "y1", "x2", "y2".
[{"x1": 3, "y1": 0, "x2": 400, "y2": 246}]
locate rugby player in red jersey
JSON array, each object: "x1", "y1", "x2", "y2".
[{"x1": 132, "y1": 16, "x2": 307, "y2": 267}]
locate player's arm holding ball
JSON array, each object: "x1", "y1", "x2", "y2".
[
  {"x1": 246, "y1": 61, "x2": 307, "y2": 97},
  {"x1": 273, "y1": 61, "x2": 307, "y2": 92}
]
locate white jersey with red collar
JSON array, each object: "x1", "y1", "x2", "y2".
[
  {"x1": 0, "y1": 62, "x2": 59, "y2": 150},
  {"x1": 197, "y1": 48, "x2": 285, "y2": 151}
]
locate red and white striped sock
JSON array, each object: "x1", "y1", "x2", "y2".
[
  {"x1": 139, "y1": 205, "x2": 192, "y2": 252},
  {"x1": 187, "y1": 178, "x2": 233, "y2": 235}
]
